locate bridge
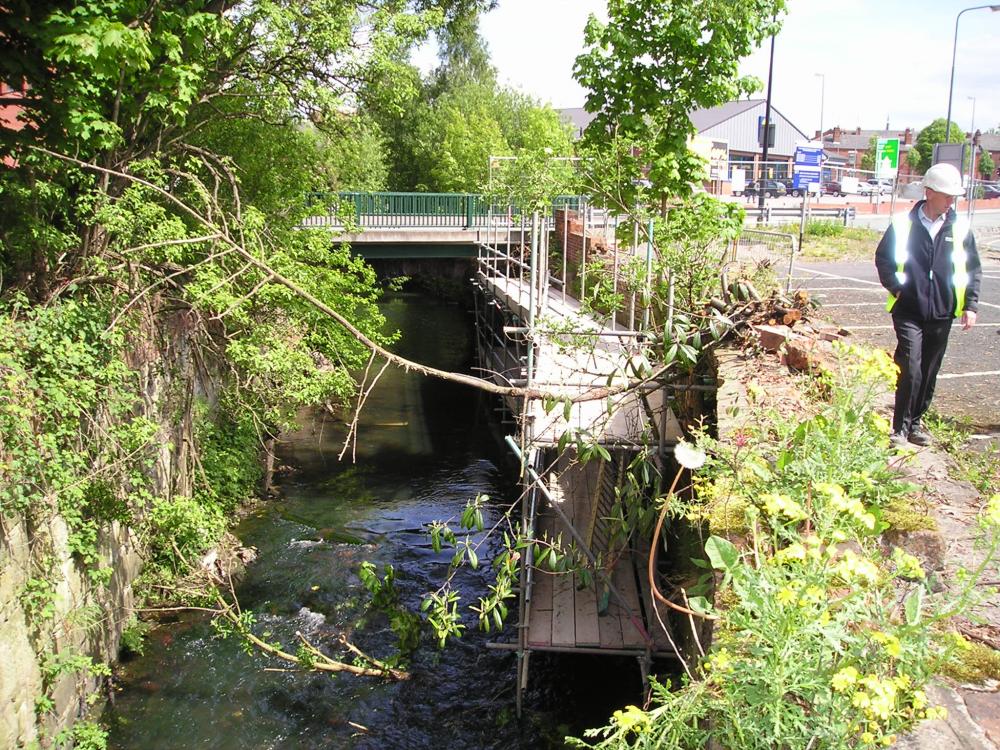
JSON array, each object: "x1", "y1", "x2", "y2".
[
  {"x1": 303, "y1": 191, "x2": 582, "y2": 258},
  {"x1": 304, "y1": 191, "x2": 795, "y2": 714}
]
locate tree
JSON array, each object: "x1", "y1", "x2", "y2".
[
  {"x1": 860, "y1": 135, "x2": 878, "y2": 172},
  {"x1": 908, "y1": 118, "x2": 965, "y2": 174},
  {"x1": 573, "y1": 0, "x2": 786, "y2": 206},
  {"x1": 978, "y1": 149, "x2": 996, "y2": 181}
]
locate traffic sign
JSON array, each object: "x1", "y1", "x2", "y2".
[
  {"x1": 876, "y1": 138, "x2": 899, "y2": 178},
  {"x1": 793, "y1": 142, "x2": 824, "y2": 189}
]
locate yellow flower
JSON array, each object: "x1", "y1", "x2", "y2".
[
  {"x1": 926, "y1": 706, "x2": 948, "y2": 720},
  {"x1": 761, "y1": 493, "x2": 807, "y2": 522},
  {"x1": 612, "y1": 705, "x2": 649, "y2": 732},
  {"x1": 882, "y1": 734, "x2": 897, "y2": 746},
  {"x1": 831, "y1": 666, "x2": 859, "y2": 692},
  {"x1": 706, "y1": 647, "x2": 734, "y2": 673},
  {"x1": 891, "y1": 548, "x2": 926, "y2": 580},
  {"x1": 776, "y1": 586, "x2": 797, "y2": 605},
  {"x1": 774, "y1": 542, "x2": 807, "y2": 564},
  {"x1": 800, "y1": 585, "x2": 825, "y2": 605},
  {"x1": 911, "y1": 690, "x2": 927, "y2": 710},
  {"x1": 986, "y1": 494, "x2": 1000, "y2": 527},
  {"x1": 861, "y1": 732, "x2": 876, "y2": 744},
  {"x1": 872, "y1": 631, "x2": 902, "y2": 658}
]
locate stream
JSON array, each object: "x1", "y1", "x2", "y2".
[{"x1": 104, "y1": 290, "x2": 639, "y2": 749}]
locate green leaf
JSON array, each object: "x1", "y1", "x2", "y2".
[
  {"x1": 704, "y1": 535, "x2": 739, "y2": 572},
  {"x1": 687, "y1": 596, "x2": 713, "y2": 615},
  {"x1": 904, "y1": 587, "x2": 924, "y2": 625}
]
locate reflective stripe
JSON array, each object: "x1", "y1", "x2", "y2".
[
  {"x1": 886, "y1": 213, "x2": 911, "y2": 312},
  {"x1": 952, "y1": 216, "x2": 971, "y2": 315},
  {"x1": 885, "y1": 213, "x2": 974, "y2": 316}
]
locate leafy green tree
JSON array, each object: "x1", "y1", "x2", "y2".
[
  {"x1": 908, "y1": 118, "x2": 965, "y2": 174},
  {"x1": 860, "y1": 135, "x2": 879, "y2": 172},
  {"x1": 978, "y1": 149, "x2": 996, "y2": 181},
  {"x1": 574, "y1": 0, "x2": 786, "y2": 206}
]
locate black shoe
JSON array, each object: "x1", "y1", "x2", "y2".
[
  {"x1": 889, "y1": 431, "x2": 909, "y2": 449},
  {"x1": 908, "y1": 423, "x2": 932, "y2": 446}
]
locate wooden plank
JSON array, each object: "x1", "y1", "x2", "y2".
[
  {"x1": 598, "y1": 600, "x2": 625, "y2": 649},
  {"x1": 530, "y1": 569, "x2": 554, "y2": 610},
  {"x1": 613, "y1": 558, "x2": 647, "y2": 649},
  {"x1": 574, "y1": 578, "x2": 601, "y2": 647},
  {"x1": 527, "y1": 607, "x2": 552, "y2": 647},
  {"x1": 634, "y1": 540, "x2": 674, "y2": 652},
  {"x1": 551, "y1": 572, "x2": 576, "y2": 647}
]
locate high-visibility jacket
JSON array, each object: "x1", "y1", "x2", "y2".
[{"x1": 875, "y1": 203, "x2": 981, "y2": 320}]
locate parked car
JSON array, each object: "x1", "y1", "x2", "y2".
[
  {"x1": 982, "y1": 183, "x2": 1000, "y2": 199},
  {"x1": 820, "y1": 181, "x2": 844, "y2": 197},
  {"x1": 742, "y1": 179, "x2": 787, "y2": 199},
  {"x1": 862, "y1": 179, "x2": 892, "y2": 195}
]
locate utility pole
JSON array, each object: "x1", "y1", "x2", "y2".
[{"x1": 757, "y1": 32, "x2": 776, "y2": 222}]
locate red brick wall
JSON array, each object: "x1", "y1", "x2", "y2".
[{"x1": 554, "y1": 208, "x2": 614, "y2": 268}]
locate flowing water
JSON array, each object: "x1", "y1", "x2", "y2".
[{"x1": 104, "y1": 291, "x2": 639, "y2": 750}]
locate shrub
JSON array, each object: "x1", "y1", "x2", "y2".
[{"x1": 144, "y1": 495, "x2": 224, "y2": 571}]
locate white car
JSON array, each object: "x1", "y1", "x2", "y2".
[{"x1": 862, "y1": 179, "x2": 892, "y2": 195}]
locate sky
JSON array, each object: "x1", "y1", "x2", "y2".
[{"x1": 413, "y1": 0, "x2": 1000, "y2": 136}]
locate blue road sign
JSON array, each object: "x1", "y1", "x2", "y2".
[{"x1": 793, "y1": 144, "x2": 824, "y2": 189}]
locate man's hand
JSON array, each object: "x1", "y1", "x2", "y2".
[{"x1": 961, "y1": 310, "x2": 977, "y2": 330}]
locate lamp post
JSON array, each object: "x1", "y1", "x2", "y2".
[
  {"x1": 967, "y1": 96, "x2": 977, "y2": 217},
  {"x1": 814, "y1": 72, "x2": 825, "y2": 142},
  {"x1": 945, "y1": 5, "x2": 1000, "y2": 145}
]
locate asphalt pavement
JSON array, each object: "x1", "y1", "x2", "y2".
[{"x1": 788, "y1": 251, "x2": 1000, "y2": 434}]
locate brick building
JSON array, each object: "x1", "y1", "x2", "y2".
[{"x1": 817, "y1": 126, "x2": 917, "y2": 181}]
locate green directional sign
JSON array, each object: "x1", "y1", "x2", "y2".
[{"x1": 876, "y1": 138, "x2": 900, "y2": 178}]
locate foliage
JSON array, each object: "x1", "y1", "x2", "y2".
[
  {"x1": 358, "y1": 562, "x2": 422, "y2": 658},
  {"x1": 0, "y1": 297, "x2": 158, "y2": 572},
  {"x1": 570, "y1": 345, "x2": 999, "y2": 749},
  {"x1": 143, "y1": 495, "x2": 225, "y2": 573},
  {"x1": 860, "y1": 135, "x2": 879, "y2": 172},
  {"x1": 908, "y1": 118, "x2": 966, "y2": 174},
  {"x1": 55, "y1": 720, "x2": 109, "y2": 750},
  {"x1": 979, "y1": 149, "x2": 996, "y2": 181},
  {"x1": 119, "y1": 616, "x2": 151, "y2": 658},
  {"x1": 574, "y1": 0, "x2": 786, "y2": 205}
]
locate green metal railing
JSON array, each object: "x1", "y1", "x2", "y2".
[{"x1": 303, "y1": 191, "x2": 582, "y2": 229}]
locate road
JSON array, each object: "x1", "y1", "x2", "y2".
[{"x1": 789, "y1": 252, "x2": 1000, "y2": 434}]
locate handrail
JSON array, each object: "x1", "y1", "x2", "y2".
[{"x1": 303, "y1": 192, "x2": 582, "y2": 229}]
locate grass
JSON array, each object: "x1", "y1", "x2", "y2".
[
  {"x1": 750, "y1": 223, "x2": 881, "y2": 261},
  {"x1": 924, "y1": 411, "x2": 1000, "y2": 497}
]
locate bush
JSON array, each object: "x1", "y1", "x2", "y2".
[
  {"x1": 805, "y1": 220, "x2": 845, "y2": 237},
  {"x1": 145, "y1": 495, "x2": 224, "y2": 571}
]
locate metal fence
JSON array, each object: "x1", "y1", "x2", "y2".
[
  {"x1": 730, "y1": 228, "x2": 798, "y2": 292},
  {"x1": 302, "y1": 191, "x2": 582, "y2": 229}
]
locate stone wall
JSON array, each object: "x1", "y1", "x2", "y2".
[{"x1": 0, "y1": 309, "x2": 212, "y2": 747}]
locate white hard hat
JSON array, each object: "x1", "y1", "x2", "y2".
[{"x1": 921, "y1": 163, "x2": 965, "y2": 196}]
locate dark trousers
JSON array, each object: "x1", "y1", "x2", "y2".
[{"x1": 891, "y1": 315, "x2": 953, "y2": 434}]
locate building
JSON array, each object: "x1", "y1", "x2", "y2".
[
  {"x1": 561, "y1": 99, "x2": 810, "y2": 192},
  {"x1": 818, "y1": 126, "x2": 917, "y2": 181},
  {"x1": 976, "y1": 132, "x2": 1000, "y2": 181}
]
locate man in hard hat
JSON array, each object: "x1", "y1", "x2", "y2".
[{"x1": 875, "y1": 162, "x2": 982, "y2": 448}]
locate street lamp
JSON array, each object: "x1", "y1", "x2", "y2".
[
  {"x1": 814, "y1": 73, "x2": 825, "y2": 143},
  {"x1": 945, "y1": 5, "x2": 1000, "y2": 145},
  {"x1": 967, "y1": 96, "x2": 977, "y2": 216}
]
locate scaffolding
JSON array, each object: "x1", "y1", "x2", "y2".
[{"x1": 472, "y1": 200, "x2": 687, "y2": 714}]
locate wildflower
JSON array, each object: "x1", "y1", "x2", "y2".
[
  {"x1": 705, "y1": 647, "x2": 733, "y2": 673},
  {"x1": 774, "y1": 542, "x2": 807, "y2": 564},
  {"x1": 986, "y1": 494, "x2": 1000, "y2": 527},
  {"x1": 911, "y1": 690, "x2": 927, "y2": 710},
  {"x1": 926, "y1": 706, "x2": 948, "y2": 720},
  {"x1": 761, "y1": 493, "x2": 807, "y2": 522},
  {"x1": 861, "y1": 732, "x2": 876, "y2": 744},
  {"x1": 835, "y1": 550, "x2": 880, "y2": 586},
  {"x1": 674, "y1": 441, "x2": 707, "y2": 470},
  {"x1": 612, "y1": 704, "x2": 649, "y2": 732},
  {"x1": 776, "y1": 586, "x2": 797, "y2": 605},
  {"x1": 800, "y1": 585, "x2": 825, "y2": 605},
  {"x1": 882, "y1": 734, "x2": 897, "y2": 746},
  {"x1": 872, "y1": 631, "x2": 902, "y2": 658},
  {"x1": 891, "y1": 548, "x2": 926, "y2": 580},
  {"x1": 831, "y1": 666, "x2": 859, "y2": 692}
]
